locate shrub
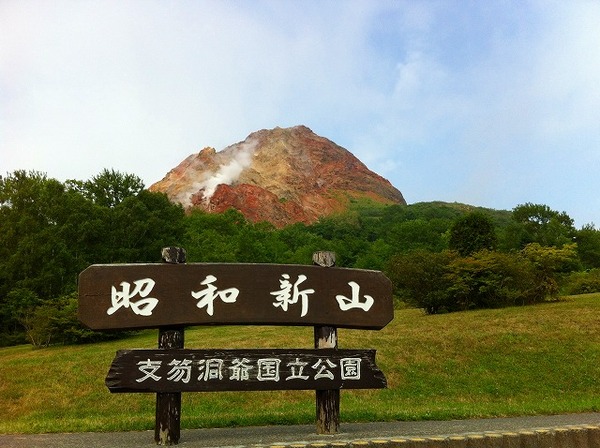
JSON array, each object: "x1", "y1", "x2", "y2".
[
  {"x1": 387, "y1": 245, "x2": 575, "y2": 314},
  {"x1": 564, "y1": 269, "x2": 600, "y2": 295},
  {"x1": 449, "y1": 212, "x2": 497, "y2": 256},
  {"x1": 521, "y1": 243, "x2": 580, "y2": 301},
  {"x1": 24, "y1": 293, "x2": 133, "y2": 347},
  {"x1": 445, "y1": 250, "x2": 537, "y2": 310},
  {"x1": 386, "y1": 250, "x2": 457, "y2": 314}
]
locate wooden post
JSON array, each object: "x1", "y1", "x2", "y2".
[
  {"x1": 155, "y1": 247, "x2": 186, "y2": 446},
  {"x1": 313, "y1": 251, "x2": 340, "y2": 435}
]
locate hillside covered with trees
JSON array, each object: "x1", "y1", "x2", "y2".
[{"x1": 2, "y1": 169, "x2": 600, "y2": 347}]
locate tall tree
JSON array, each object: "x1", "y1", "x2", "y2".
[
  {"x1": 0, "y1": 171, "x2": 82, "y2": 344},
  {"x1": 574, "y1": 224, "x2": 600, "y2": 269},
  {"x1": 78, "y1": 168, "x2": 145, "y2": 208},
  {"x1": 387, "y1": 218, "x2": 450, "y2": 253},
  {"x1": 448, "y1": 212, "x2": 497, "y2": 256},
  {"x1": 510, "y1": 203, "x2": 576, "y2": 248},
  {"x1": 0, "y1": 171, "x2": 76, "y2": 298},
  {"x1": 0, "y1": 170, "x2": 185, "y2": 345}
]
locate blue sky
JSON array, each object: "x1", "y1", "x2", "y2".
[{"x1": 2, "y1": 1, "x2": 599, "y2": 226}]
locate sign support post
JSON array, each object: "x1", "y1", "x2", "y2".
[
  {"x1": 313, "y1": 251, "x2": 340, "y2": 435},
  {"x1": 155, "y1": 247, "x2": 186, "y2": 446}
]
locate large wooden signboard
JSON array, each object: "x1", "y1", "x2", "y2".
[
  {"x1": 78, "y1": 254, "x2": 393, "y2": 444},
  {"x1": 106, "y1": 348, "x2": 386, "y2": 393},
  {"x1": 78, "y1": 263, "x2": 393, "y2": 330}
]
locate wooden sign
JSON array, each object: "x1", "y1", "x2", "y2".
[
  {"x1": 78, "y1": 263, "x2": 393, "y2": 331},
  {"x1": 105, "y1": 348, "x2": 386, "y2": 393}
]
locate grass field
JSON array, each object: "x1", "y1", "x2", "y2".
[{"x1": 2, "y1": 294, "x2": 600, "y2": 434}]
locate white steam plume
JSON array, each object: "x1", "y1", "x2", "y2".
[
  {"x1": 201, "y1": 148, "x2": 252, "y2": 200},
  {"x1": 193, "y1": 139, "x2": 257, "y2": 204}
]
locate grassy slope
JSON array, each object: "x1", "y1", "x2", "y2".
[{"x1": 2, "y1": 294, "x2": 600, "y2": 434}]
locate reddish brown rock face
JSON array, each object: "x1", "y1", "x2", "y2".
[{"x1": 149, "y1": 125, "x2": 406, "y2": 227}]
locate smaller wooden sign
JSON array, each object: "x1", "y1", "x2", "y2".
[{"x1": 106, "y1": 349, "x2": 386, "y2": 393}]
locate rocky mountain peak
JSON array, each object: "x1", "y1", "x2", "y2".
[{"x1": 149, "y1": 125, "x2": 406, "y2": 227}]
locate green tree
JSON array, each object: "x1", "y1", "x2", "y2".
[
  {"x1": 275, "y1": 223, "x2": 327, "y2": 264},
  {"x1": 183, "y1": 209, "x2": 246, "y2": 262},
  {"x1": 386, "y1": 218, "x2": 450, "y2": 253},
  {"x1": 305, "y1": 214, "x2": 369, "y2": 267},
  {"x1": 521, "y1": 243, "x2": 580, "y2": 300},
  {"x1": 386, "y1": 250, "x2": 457, "y2": 313},
  {"x1": 355, "y1": 239, "x2": 393, "y2": 271},
  {"x1": 448, "y1": 212, "x2": 497, "y2": 256},
  {"x1": 0, "y1": 171, "x2": 78, "y2": 299},
  {"x1": 235, "y1": 225, "x2": 270, "y2": 262},
  {"x1": 21, "y1": 292, "x2": 117, "y2": 347},
  {"x1": 445, "y1": 250, "x2": 537, "y2": 310},
  {"x1": 574, "y1": 224, "x2": 600, "y2": 269},
  {"x1": 564, "y1": 269, "x2": 600, "y2": 295},
  {"x1": 1, "y1": 288, "x2": 40, "y2": 343},
  {"x1": 0, "y1": 170, "x2": 185, "y2": 345},
  {"x1": 74, "y1": 168, "x2": 145, "y2": 208},
  {"x1": 105, "y1": 190, "x2": 185, "y2": 262},
  {"x1": 387, "y1": 245, "x2": 576, "y2": 315},
  {"x1": 510, "y1": 203, "x2": 576, "y2": 248}
]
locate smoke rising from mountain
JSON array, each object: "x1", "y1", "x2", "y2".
[
  {"x1": 200, "y1": 141, "x2": 256, "y2": 201},
  {"x1": 174, "y1": 139, "x2": 258, "y2": 207}
]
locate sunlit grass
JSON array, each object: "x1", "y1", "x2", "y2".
[{"x1": 2, "y1": 294, "x2": 600, "y2": 433}]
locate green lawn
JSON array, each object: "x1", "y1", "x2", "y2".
[{"x1": 2, "y1": 294, "x2": 600, "y2": 434}]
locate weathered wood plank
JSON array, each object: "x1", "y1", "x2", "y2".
[
  {"x1": 78, "y1": 263, "x2": 393, "y2": 330},
  {"x1": 105, "y1": 349, "x2": 387, "y2": 393}
]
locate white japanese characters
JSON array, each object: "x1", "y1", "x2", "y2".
[
  {"x1": 198, "y1": 359, "x2": 224, "y2": 381},
  {"x1": 257, "y1": 359, "x2": 281, "y2": 382},
  {"x1": 108, "y1": 279, "x2": 159, "y2": 317},
  {"x1": 336, "y1": 281, "x2": 374, "y2": 311},
  {"x1": 271, "y1": 274, "x2": 314, "y2": 317},
  {"x1": 229, "y1": 358, "x2": 253, "y2": 381},
  {"x1": 286, "y1": 357, "x2": 309, "y2": 381},
  {"x1": 191, "y1": 275, "x2": 239, "y2": 316},
  {"x1": 106, "y1": 274, "x2": 377, "y2": 317},
  {"x1": 135, "y1": 356, "x2": 362, "y2": 384},
  {"x1": 136, "y1": 359, "x2": 162, "y2": 382},
  {"x1": 167, "y1": 359, "x2": 193, "y2": 383}
]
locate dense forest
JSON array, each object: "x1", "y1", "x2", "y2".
[{"x1": 2, "y1": 169, "x2": 600, "y2": 347}]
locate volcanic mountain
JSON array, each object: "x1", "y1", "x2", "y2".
[{"x1": 149, "y1": 125, "x2": 406, "y2": 227}]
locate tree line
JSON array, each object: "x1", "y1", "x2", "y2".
[{"x1": 2, "y1": 169, "x2": 600, "y2": 346}]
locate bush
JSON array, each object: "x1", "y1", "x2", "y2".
[
  {"x1": 387, "y1": 245, "x2": 576, "y2": 314},
  {"x1": 564, "y1": 269, "x2": 600, "y2": 295},
  {"x1": 521, "y1": 243, "x2": 580, "y2": 301},
  {"x1": 445, "y1": 250, "x2": 538, "y2": 310},
  {"x1": 386, "y1": 250, "x2": 457, "y2": 314},
  {"x1": 449, "y1": 212, "x2": 497, "y2": 256},
  {"x1": 24, "y1": 293, "x2": 133, "y2": 347}
]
